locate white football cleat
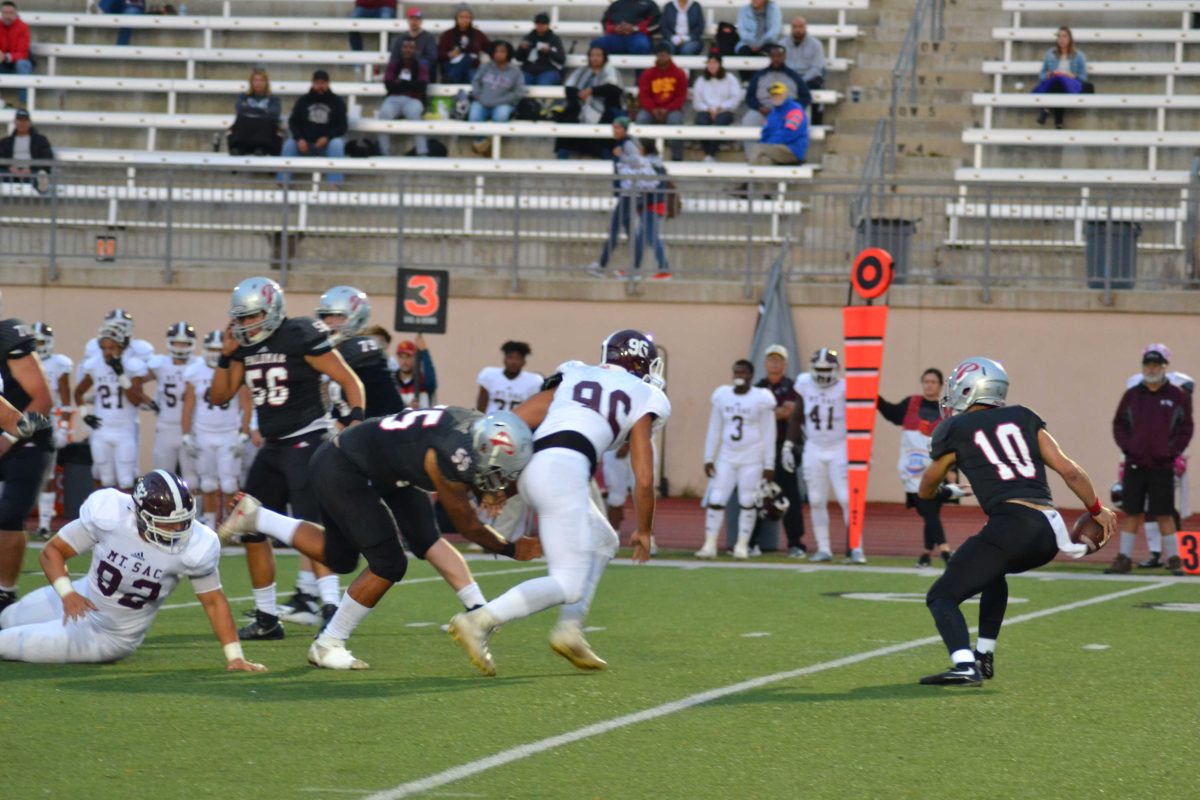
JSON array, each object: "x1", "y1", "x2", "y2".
[
  {"x1": 307, "y1": 638, "x2": 369, "y2": 670},
  {"x1": 448, "y1": 608, "x2": 498, "y2": 677},
  {"x1": 649, "y1": 536, "x2": 659, "y2": 557},
  {"x1": 549, "y1": 622, "x2": 607, "y2": 671},
  {"x1": 810, "y1": 550, "x2": 833, "y2": 563},
  {"x1": 733, "y1": 543, "x2": 750, "y2": 560},
  {"x1": 849, "y1": 548, "x2": 868, "y2": 564},
  {"x1": 694, "y1": 546, "x2": 717, "y2": 559},
  {"x1": 217, "y1": 492, "x2": 262, "y2": 545}
]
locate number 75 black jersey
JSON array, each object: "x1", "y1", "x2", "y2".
[
  {"x1": 232, "y1": 316, "x2": 333, "y2": 441},
  {"x1": 930, "y1": 404, "x2": 1053, "y2": 515}
]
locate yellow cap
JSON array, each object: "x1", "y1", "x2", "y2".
[{"x1": 767, "y1": 82, "x2": 789, "y2": 96}]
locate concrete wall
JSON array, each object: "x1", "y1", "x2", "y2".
[{"x1": 4, "y1": 283, "x2": 1198, "y2": 511}]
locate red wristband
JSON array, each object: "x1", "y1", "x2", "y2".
[{"x1": 1087, "y1": 498, "x2": 1102, "y2": 516}]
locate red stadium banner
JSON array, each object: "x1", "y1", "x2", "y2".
[{"x1": 1178, "y1": 531, "x2": 1200, "y2": 575}]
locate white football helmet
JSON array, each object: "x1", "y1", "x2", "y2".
[
  {"x1": 755, "y1": 479, "x2": 790, "y2": 521},
  {"x1": 941, "y1": 357, "x2": 1009, "y2": 418},
  {"x1": 97, "y1": 321, "x2": 130, "y2": 349},
  {"x1": 316, "y1": 285, "x2": 371, "y2": 345},
  {"x1": 229, "y1": 277, "x2": 285, "y2": 346},
  {"x1": 166, "y1": 321, "x2": 197, "y2": 359},
  {"x1": 470, "y1": 410, "x2": 535, "y2": 492},
  {"x1": 811, "y1": 348, "x2": 840, "y2": 387},
  {"x1": 32, "y1": 322, "x2": 54, "y2": 359},
  {"x1": 203, "y1": 329, "x2": 223, "y2": 368},
  {"x1": 104, "y1": 308, "x2": 134, "y2": 338}
]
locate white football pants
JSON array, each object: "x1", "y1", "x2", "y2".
[
  {"x1": 0, "y1": 581, "x2": 138, "y2": 663},
  {"x1": 89, "y1": 426, "x2": 138, "y2": 489},
  {"x1": 803, "y1": 444, "x2": 850, "y2": 553},
  {"x1": 195, "y1": 430, "x2": 243, "y2": 495}
]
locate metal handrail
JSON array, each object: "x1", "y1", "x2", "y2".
[{"x1": 888, "y1": 0, "x2": 945, "y2": 174}]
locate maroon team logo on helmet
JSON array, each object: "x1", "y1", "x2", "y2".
[
  {"x1": 602, "y1": 329, "x2": 659, "y2": 380},
  {"x1": 489, "y1": 430, "x2": 515, "y2": 455},
  {"x1": 261, "y1": 283, "x2": 276, "y2": 304},
  {"x1": 952, "y1": 361, "x2": 980, "y2": 383},
  {"x1": 132, "y1": 469, "x2": 197, "y2": 555}
]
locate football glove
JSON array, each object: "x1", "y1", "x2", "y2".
[
  {"x1": 106, "y1": 357, "x2": 124, "y2": 376},
  {"x1": 140, "y1": 399, "x2": 160, "y2": 414},
  {"x1": 1174, "y1": 455, "x2": 1188, "y2": 477},
  {"x1": 181, "y1": 433, "x2": 198, "y2": 458},
  {"x1": 16, "y1": 411, "x2": 51, "y2": 438},
  {"x1": 781, "y1": 441, "x2": 797, "y2": 473},
  {"x1": 938, "y1": 483, "x2": 969, "y2": 501},
  {"x1": 83, "y1": 414, "x2": 102, "y2": 430}
]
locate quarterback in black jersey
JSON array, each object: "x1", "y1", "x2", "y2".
[
  {"x1": 219, "y1": 406, "x2": 537, "y2": 670},
  {"x1": 916, "y1": 357, "x2": 1117, "y2": 686},
  {"x1": 0, "y1": 312, "x2": 54, "y2": 612},
  {"x1": 315, "y1": 285, "x2": 404, "y2": 418},
  {"x1": 208, "y1": 277, "x2": 365, "y2": 641}
]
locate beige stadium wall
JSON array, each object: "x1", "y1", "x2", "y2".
[{"x1": 5, "y1": 284, "x2": 1198, "y2": 512}]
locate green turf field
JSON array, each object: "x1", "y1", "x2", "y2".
[{"x1": 2, "y1": 548, "x2": 1196, "y2": 800}]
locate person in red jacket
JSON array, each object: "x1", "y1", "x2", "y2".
[
  {"x1": 635, "y1": 42, "x2": 687, "y2": 160},
  {"x1": 0, "y1": 2, "x2": 32, "y2": 107}
]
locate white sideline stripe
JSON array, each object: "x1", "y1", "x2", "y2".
[
  {"x1": 362, "y1": 581, "x2": 1169, "y2": 800},
  {"x1": 156, "y1": 566, "x2": 545, "y2": 611}
]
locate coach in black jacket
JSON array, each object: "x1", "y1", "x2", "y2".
[
  {"x1": 0, "y1": 109, "x2": 53, "y2": 179},
  {"x1": 279, "y1": 70, "x2": 349, "y2": 184}
]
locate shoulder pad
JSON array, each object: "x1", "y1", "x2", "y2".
[
  {"x1": 287, "y1": 316, "x2": 335, "y2": 355},
  {"x1": 555, "y1": 360, "x2": 588, "y2": 374},
  {"x1": 181, "y1": 526, "x2": 222, "y2": 575},
  {"x1": 541, "y1": 372, "x2": 564, "y2": 391},
  {"x1": 0, "y1": 319, "x2": 37, "y2": 358},
  {"x1": 79, "y1": 488, "x2": 131, "y2": 533}
]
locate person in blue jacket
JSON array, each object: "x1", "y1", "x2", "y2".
[
  {"x1": 750, "y1": 81, "x2": 808, "y2": 165},
  {"x1": 1032, "y1": 26, "x2": 1089, "y2": 129}
]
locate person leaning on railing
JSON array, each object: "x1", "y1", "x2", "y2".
[{"x1": 1031, "y1": 25, "x2": 1089, "y2": 130}]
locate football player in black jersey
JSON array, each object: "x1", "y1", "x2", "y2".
[
  {"x1": 0, "y1": 305, "x2": 54, "y2": 613},
  {"x1": 219, "y1": 407, "x2": 537, "y2": 670},
  {"x1": 208, "y1": 277, "x2": 365, "y2": 641},
  {"x1": 916, "y1": 357, "x2": 1117, "y2": 686},
  {"x1": 315, "y1": 285, "x2": 405, "y2": 418}
]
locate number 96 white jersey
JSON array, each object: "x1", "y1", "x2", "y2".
[
  {"x1": 795, "y1": 372, "x2": 846, "y2": 450},
  {"x1": 535, "y1": 361, "x2": 671, "y2": 456}
]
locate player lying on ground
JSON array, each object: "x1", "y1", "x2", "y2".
[
  {"x1": 916, "y1": 357, "x2": 1116, "y2": 687},
  {"x1": 0, "y1": 470, "x2": 265, "y2": 671},
  {"x1": 219, "y1": 408, "x2": 539, "y2": 670}
]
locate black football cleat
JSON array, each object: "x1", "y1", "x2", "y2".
[
  {"x1": 0, "y1": 589, "x2": 16, "y2": 614},
  {"x1": 917, "y1": 553, "x2": 932, "y2": 568},
  {"x1": 974, "y1": 651, "x2": 994, "y2": 680},
  {"x1": 238, "y1": 611, "x2": 284, "y2": 641},
  {"x1": 317, "y1": 603, "x2": 338, "y2": 632},
  {"x1": 1137, "y1": 553, "x2": 1162, "y2": 569},
  {"x1": 919, "y1": 663, "x2": 983, "y2": 687}
]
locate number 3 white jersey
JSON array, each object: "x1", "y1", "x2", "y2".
[
  {"x1": 81, "y1": 353, "x2": 149, "y2": 430},
  {"x1": 148, "y1": 354, "x2": 203, "y2": 427},
  {"x1": 795, "y1": 372, "x2": 847, "y2": 450},
  {"x1": 704, "y1": 385, "x2": 777, "y2": 468},
  {"x1": 185, "y1": 360, "x2": 243, "y2": 435},
  {"x1": 55, "y1": 489, "x2": 222, "y2": 644},
  {"x1": 477, "y1": 366, "x2": 544, "y2": 411},
  {"x1": 536, "y1": 361, "x2": 671, "y2": 457}
]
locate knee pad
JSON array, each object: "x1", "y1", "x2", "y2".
[
  {"x1": 550, "y1": 571, "x2": 587, "y2": 606},
  {"x1": 200, "y1": 478, "x2": 218, "y2": 494},
  {"x1": 362, "y1": 540, "x2": 408, "y2": 583},
  {"x1": 220, "y1": 477, "x2": 239, "y2": 496}
]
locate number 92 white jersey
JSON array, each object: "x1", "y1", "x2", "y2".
[
  {"x1": 795, "y1": 372, "x2": 846, "y2": 450},
  {"x1": 535, "y1": 361, "x2": 671, "y2": 457}
]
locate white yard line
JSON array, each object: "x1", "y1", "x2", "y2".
[{"x1": 362, "y1": 581, "x2": 1171, "y2": 800}]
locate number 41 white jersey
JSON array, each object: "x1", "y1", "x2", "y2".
[
  {"x1": 795, "y1": 372, "x2": 846, "y2": 450},
  {"x1": 536, "y1": 361, "x2": 671, "y2": 457}
]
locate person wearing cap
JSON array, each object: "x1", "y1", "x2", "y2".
[
  {"x1": 438, "y1": 3, "x2": 490, "y2": 84},
  {"x1": 754, "y1": 344, "x2": 808, "y2": 556},
  {"x1": 96, "y1": 0, "x2": 144, "y2": 47},
  {"x1": 0, "y1": 108, "x2": 52, "y2": 194},
  {"x1": 1108, "y1": 344, "x2": 1194, "y2": 576},
  {"x1": 279, "y1": 71, "x2": 348, "y2": 185},
  {"x1": 660, "y1": 0, "x2": 705, "y2": 57},
  {"x1": 740, "y1": 44, "x2": 809, "y2": 159},
  {"x1": 592, "y1": 0, "x2": 661, "y2": 56},
  {"x1": 693, "y1": 52, "x2": 741, "y2": 162},
  {"x1": 736, "y1": 0, "x2": 782, "y2": 56},
  {"x1": 393, "y1": 8, "x2": 438, "y2": 69},
  {"x1": 394, "y1": 334, "x2": 437, "y2": 409},
  {"x1": 348, "y1": 0, "x2": 397, "y2": 52},
  {"x1": 0, "y1": 2, "x2": 31, "y2": 106},
  {"x1": 378, "y1": 38, "x2": 430, "y2": 157},
  {"x1": 516, "y1": 13, "x2": 565, "y2": 87},
  {"x1": 749, "y1": 81, "x2": 808, "y2": 165},
  {"x1": 635, "y1": 42, "x2": 687, "y2": 161}
]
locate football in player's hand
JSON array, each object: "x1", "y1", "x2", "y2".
[{"x1": 1071, "y1": 514, "x2": 1108, "y2": 554}]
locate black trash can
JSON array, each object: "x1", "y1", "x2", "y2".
[
  {"x1": 855, "y1": 217, "x2": 914, "y2": 284},
  {"x1": 1085, "y1": 220, "x2": 1140, "y2": 290},
  {"x1": 57, "y1": 442, "x2": 93, "y2": 522}
]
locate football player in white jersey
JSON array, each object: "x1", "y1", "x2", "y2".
[
  {"x1": 76, "y1": 309, "x2": 155, "y2": 382},
  {"x1": 0, "y1": 470, "x2": 265, "y2": 670},
  {"x1": 784, "y1": 348, "x2": 859, "y2": 563},
  {"x1": 74, "y1": 323, "x2": 152, "y2": 490},
  {"x1": 476, "y1": 341, "x2": 544, "y2": 541},
  {"x1": 697, "y1": 359, "x2": 777, "y2": 559},
  {"x1": 183, "y1": 331, "x2": 253, "y2": 531},
  {"x1": 601, "y1": 444, "x2": 634, "y2": 532},
  {"x1": 33, "y1": 322, "x2": 74, "y2": 539},
  {"x1": 147, "y1": 322, "x2": 202, "y2": 484},
  {"x1": 449, "y1": 329, "x2": 671, "y2": 676}
]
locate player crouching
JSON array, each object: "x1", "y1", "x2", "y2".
[{"x1": 0, "y1": 470, "x2": 265, "y2": 672}]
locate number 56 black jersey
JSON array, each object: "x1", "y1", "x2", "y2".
[{"x1": 232, "y1": 316, "x2": 332, "y2": 441}]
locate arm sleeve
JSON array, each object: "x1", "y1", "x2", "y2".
[
  {"x1": 189, "y1": 569, "x2": 223, "y2": 596},
  {"x1": 1170, "y1": 390, "x2": 1194, "y2": 458},
  {"x1": 876, "y1": 395, "x2": 907, "y2": 426},
  {"x1": 703, "y1": 395, "x2": 722, "y2": 463},
  {"x1": 668, "y1": 69, "x2": 688, "y2": 110},
  {"x1": 437, "y1": 30, "x2": 455, "y2": 61},
  {"x1": 762, "y1": 397, "x2": 777, "y2": 469},
  {"x1": 549, "y1": 34, "x2": 566, "y2": 68},
  {"x1": 288, "y1": 99, "x2": 303, "y2": 139},
  {"x1": 12, "y1": 23, "x2": 30, "y2": 62},
  {"x1": 1075, "y1": 51, "x2": 1088, "y2": 82},
  {"x1": 418, "y1": 351, "x2": 438, "y2": 394},
  {"x1": 789, "y1": 68, "x2": 813, "y2": 108},
  {"x1": 745, "y1": 73, "x2": 760, "y2": 109},
  {"x1": 736, "y1": 7, "x2": 753, "y2": 44},
  {"x1": 929, "y1": 418, "x2": 953, "y2": 461},
  {"x1": 1112, "y1": 390, "x2": 1133, "y2": 455},
  {"x1": 764, "y1": 5, "x2": 782, "y2": 44},
  {"x1": 1039, "y1": 51, "x2": 1052, "y2": 81},
  {"x1": 689, "y1": 6, "x2": 705, "y2": 41},
  {"x1": 329, "y1": 98, "x2": 348, "y2": 139}
]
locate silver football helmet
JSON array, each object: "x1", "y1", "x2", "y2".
[
  {"x1": 315, "y1": 285, "x2": 371, "y2": 345},
  {"x1": 104, "y1": 308, "x2": 134, "y2": 338},
  {"x1": 97, "y1": 320, "x2": 130, "y2": 348},
  {"x1": 203, "y1": 329, "x2": 224, "y2": 368},
  {"x1": 229, "y1": 277, "x2": 285, "y2": 346},
  {"x1": 166, "y1": 321, "x2": 197, "y2": 359},
  {"x1": 941, "y1": 357, "x2": 1009, "y2": 418},
  {"x1": 32, "y1": 322, "x2": 54, "y2": 359},
  {"x1": 470, "y1": 410, "x2": 534, "y2": 492},
  {"x1": 811, "y1": 348, "x2": 840, "y2": 387}
]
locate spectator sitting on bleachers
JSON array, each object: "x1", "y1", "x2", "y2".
[
  {"x1": 782, "y1": 16, "x2": 824, "y2": 125},
  {"x1": 660, "y1": 0, "x2": 705, "y2": 57},
  {"x1": 228, "y1": 68, "x2": 283, "y2": 156},
  {"x1": 516, "y1": 13, "x2": 565, "y2": 87},
  {"x1": 438, "y1": 3, "x2": 490, "y2": 84},
  {"x1": 469, "y1": 41, "x2": 525, "y2": 156},
  {"x1": 749, "y1": 80, "x2": 807, "y2": 165},
  {"x1": 1032, "y1": 26, "x2": 1088, "y2": 130},
  {"x1": 279, "y1": 70, "x2": 348, "y2": 185},
  {"x1": 693, "y1": 53, "x2": 741, "y2": 162},
  {"x1": 736, "y1": 0, "x2": 781, "y2": 57},
  {"x1": 0, "y1": 108, "x2": 51, "y2": 194},
  {"x1": 395, "y1": 8, "x2": 438, "y2": 70},
  {"x1": 636, "y1": 42, "x2": 688, "y2": 161},
  {"x1": 349, "y1": 0, "x2": 397, "y2": 53},
  {"x1": 96, "y1": 0, "x2": 144, "y2": 48},
  {"x1": 740, "y1": 44, "x2": 809, "y2": 160},
  {"x1": 592, "y1": 0, "x2": 661, "y2": 56},
  {"x1": 0, "y1": 2, "x2": 31, "y2": 107},
  {"x1": 378, "y1": 39, "x2": 430, "y2": 157},
  {"x1": 555, "y1": 45, "x2": 624, "y2": 159}
]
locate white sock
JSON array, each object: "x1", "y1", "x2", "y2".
[
  {"x1": 1119, "y1": 531, "x2": 1136, "y2": 558},
  {"x1": 319, "y1": 592, "x2": 371, "y2": 643},
  {"x1": 297, "y1": 569, "x2": 318, "y2": 596},
  {"x1": 704, "y1": 507, "x2": 723, "y2": 539},
  {"x1": 736, "y1": 508, "x2": 756, "y2": 548},
  {"x1": 559, "y1": 552, "x2": 611, "y2": 627},
  {"x1": 486, "y1": 575, "x2": 567, "y2": 625},
  {"x1": 38, "y1": 491, "x2": 56, "y2": 529},
  {"x1": 456, "y1": 582, "x2": 486, "y2": 610},
  {"x1": 1145, "y1": 521, "x2": 1163, "y2": 552},
  {"x1": 975, "y1": 637, "x2": 996, "y2": 654},
  {"x1": 814, "y1": 525, "x2": 831, "y2": 554},
  {"x1": 951, "y1": 648, "x2": 975, "y2": 667},
  {"x1": 1161, "y1": 533, "x2": 1179, "y2": 558},
  {"x1": 252, "y1": 583, "x2": 277, "y2": 616},
  {"x1": 316, "y1": 574, "x2": 341, "y2": 606},
  {"x1": 0, "y1": 582, "x2": 17, "y2": 593},
  {"x1": 254, "y1": 507, "x2": 301, "y2": 545}
]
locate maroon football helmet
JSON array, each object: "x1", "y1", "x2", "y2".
[
  {"x1": 132, "y1": 469, "x2": 196, "y2": 554},
  {"x1": 601, "y1": 329, "x2": 664, "y2": 388}
]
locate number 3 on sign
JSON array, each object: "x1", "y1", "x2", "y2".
[{"x1": 1178, "y1": 532, "x2": 1200, "y2": 575}]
